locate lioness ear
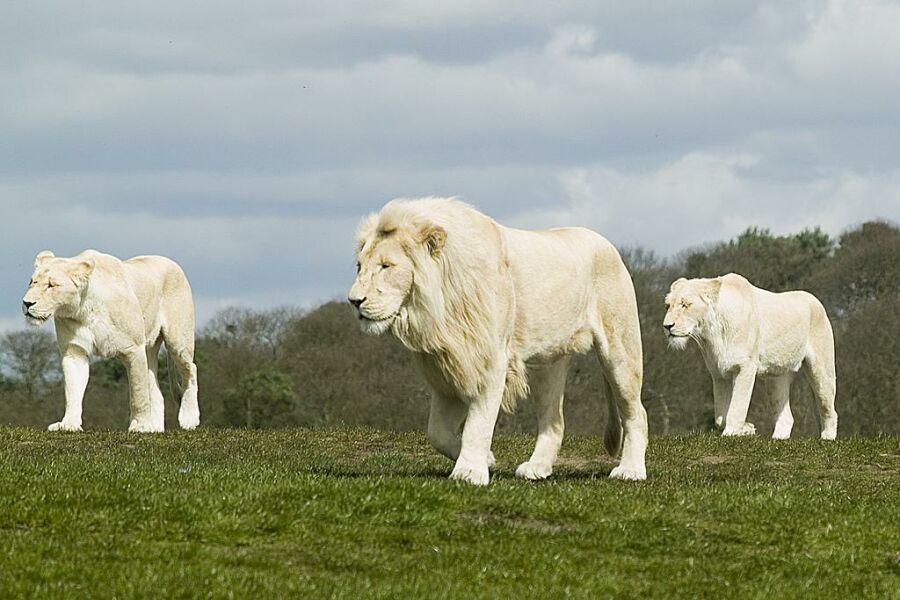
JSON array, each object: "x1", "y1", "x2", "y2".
[
  {"x1": 704, "y1": 279, "x2": 722, "y2": 302},
  {"x1": 418, "y1": 222, "x2": 447, "y2": 257},
  {"x1": 69, "y1": 258, "x2": 95, "y2": 284},
  {"x1": 34, "y1": 250, "x2": 55, "y2": 269},
  {"x1": 670, "y1": 277, "x2": 687, "y2": 291}
]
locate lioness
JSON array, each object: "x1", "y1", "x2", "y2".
[
  {"x1": 664, "y1": 273, "x2": 837, "y2": 439},
  {"x1": 349, "y1": 198, "x2": 648, "y2": 485},
  {"x1": 23, "y1": 250, "x2": 200, "y2": 432}
]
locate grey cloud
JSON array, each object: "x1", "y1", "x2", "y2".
[{"x1": 1, "y1": 0, "x2": 899, "y2": 329}]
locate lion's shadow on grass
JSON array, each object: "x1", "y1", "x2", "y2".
[{"x1": 303, "y1": 464, "x2": 614, "y2": 482}]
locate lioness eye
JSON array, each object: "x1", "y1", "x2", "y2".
[
  {"x1": 380, "y1": 263, "x2": 390, "y2": 270},
  {"x1": 355, "y1": 262, "x2": 361, "y2": 273}
]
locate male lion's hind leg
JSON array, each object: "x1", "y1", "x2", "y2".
[
  {"x1": 516, "y1": 358, "x2": 568, "y2": 481},
  {"x1": 50, "y1": 348, "x2": 89, "y2": 432},
  {"x1": 769, "y1": 374, "x2": 794, "y2": 440}
]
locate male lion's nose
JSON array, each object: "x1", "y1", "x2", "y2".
[
  {"x1": 22, "y1": 300, "x2": 36, "y2": 309},
  {"x1": 349, "y1": 296, "x2": 365, "y2": 309},
  {"x1": 663, "y1": 323, "x2": 674, "y2": 331}
]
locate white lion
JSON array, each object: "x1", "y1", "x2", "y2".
[
  {"x1": 22, "y1": 250, "x2": 200, "y2": 433},
  {"x1": 663, "y1": 273, "x2": 837, "y2": 439},
  {"x1": 349, "y1": 197, "x2": 648, "y2": 485}
]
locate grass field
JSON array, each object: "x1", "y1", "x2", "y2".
[{"x1": 0, "y1": 427, "x2": 898, "y2": 599}]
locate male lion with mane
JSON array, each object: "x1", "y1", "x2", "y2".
[
  {"x1": 22, "y1": 250, "x2": 200, "y2": 432},
  {"x1": 664, "y1": 273, "x2": 837, "y2": 439},
  {"x1": 349, "y1": 197, "x2": 648, "y2": 485}
]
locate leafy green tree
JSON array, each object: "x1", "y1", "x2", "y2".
[{"x1": 223, "y1": 368, "x2": 297, "y2": 428}]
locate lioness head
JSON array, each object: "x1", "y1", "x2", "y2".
[
  {"x1": 22, "y1": 250, "x2": 95, "y2": 325},
  {"x1": 348, "y1": 205, "x2": 446, "y2": 336},
  {"x1": 663, "y1": 277, "x2": 722, "y2": 350}
]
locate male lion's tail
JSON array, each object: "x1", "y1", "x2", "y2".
[
  {"x1": 501, "y1": 353, "x2": 529, "y2": 413},
  {"x1": 603, "y1": 378, "x2": 624, "y2": 458}
]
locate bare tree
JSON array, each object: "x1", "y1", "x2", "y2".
[{"x1": 0, "y1": 329, "x2": 61, "y2": 399}]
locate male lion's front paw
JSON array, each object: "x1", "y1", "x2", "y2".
[
  {"x1": 48, "y1": 421, "x2": 82, "y2": 432},
  {"x1": 515, "y1": 461, "x2": 553, "y2": 481},
  {"x1": 449, "y1": 461, "x2": 490, "y2": 486},
  {"x1": 609, "y1": 464, "x2": 647, "y2": 481},
  {"x1": 722, "y1": 422, "x2": 756, "y2": 437},
  {"x1": 128, "y1": 419, "x2": 164, "y2": 433},
  {"x1": 487, "y1": 451, "x2": 496, "y2": 469}
]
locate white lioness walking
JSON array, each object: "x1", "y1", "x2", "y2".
[
  {"x1": 349, "y1": 198, "x2": 648, "y2": 485},
  {"x1": 663, "y1": 273, "x2": 837, "y2": 439},
  {"x1": 22, "y1": 250, "x2": 200, "y2": 432}
]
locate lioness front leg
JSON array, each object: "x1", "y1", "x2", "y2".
[
  {"x1": 450, "y1": 368, "x2": 505, "y2": 486},
  {"x1": 722, "y1": 366, "x2": 757, "y2": 437},
  {"x1": 121, "y1": 349, "x2": 160, "y2": 433},
  {"x1": 712, "y1": 377, "x2": 732, "y2": 430},
  {"x1": 50, "y1": 347, "x2": 90, "y2": 432}
]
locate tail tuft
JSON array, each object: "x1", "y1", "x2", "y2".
[{"x1": 501, "y1": 354, "x2": 529, "y2": 413}]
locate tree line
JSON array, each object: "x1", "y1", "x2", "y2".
[{"x1": 1, "y1": 220, "x2": 898, "y2": 436}]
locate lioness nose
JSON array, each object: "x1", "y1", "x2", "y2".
[
  {"x1": 349, "y1": 296, "x2": 365, "y2": 309},
  {"x1": 663, "y1": 323, "x2": 674, "y2": 331},
  {"x1": 22, "y1": 300, "x2": 36, "y2": 309}
]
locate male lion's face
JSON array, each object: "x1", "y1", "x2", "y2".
[
  {"x1": 663, "y1": 278, "x2": 717, "y2": 350},
  {"x1": 22, "y1": 251, "x2": 93, "y2": 325},
  {"x1": 349, "y1": 236, "x2": 416, "y2": 335}
]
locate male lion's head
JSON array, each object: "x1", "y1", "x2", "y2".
[
  {"x1": 663, "y1": 277, "x2": 722, "y2": 350},
  {"x1": 348, "y1": 203, "x2": 446, "y2": 336},
  {"x1": 22, "y1": 251, "x2": 95, "y2": 325}
]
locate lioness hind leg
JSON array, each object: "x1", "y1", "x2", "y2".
[
  {"x1": 769, "y1": 374, "x2": 794, "y2": 439},
  {"x1": 146, "y1": 338, "x2": 166, "y2": 432},
  {"x1": 516, "y1": 357, "x2": 569, "y2": 481},
  {"x1": 802, "y1": 357, "x2": 837, "y2": 440},
  {"x1": 169, "y1": 344, "x2": 200, "y2": 430}
]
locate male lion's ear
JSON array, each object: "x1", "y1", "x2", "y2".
[
  {"x1": 34, "y1": 250, "x2": 55, "y2": 269},
  {"x1": 418, "y1": 222, "x2": 447, "y2": 257},
  {"x1": 69, "y1": 259, "x2": 95, "y2": 284},
  {"x1": 356, "y1": 213, "x2": 379, "y2": 254}
]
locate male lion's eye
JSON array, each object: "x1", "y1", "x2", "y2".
[
  {"x1": 380, "y1": 263, "x2": 391, "y2": 271},
  {"x1": 355, "y1": 262, "x2": 361, "y2": 273}
]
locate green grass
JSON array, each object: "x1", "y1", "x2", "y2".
[{"x1": 0, "y1": 428, "x2": 897, "y2": 599}]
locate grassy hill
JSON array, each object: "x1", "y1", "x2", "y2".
[{"x1": 0, "y1": 428, "x2": 898, "y2": 598}]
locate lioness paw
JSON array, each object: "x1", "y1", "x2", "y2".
[
  {"x1": 515, "y1": 461, "x2": 553, "y2": 481},
  {"x1": 609, "y1": 464, "x2": 647, "y2": 481},
  {"x1": 449, "y1": 462, "x2": 490, "y2": 486},
  {"x1": 722, "y1": 422, "x2": 756, "y2": 437},
  {"x1": 48, "y1": 421, "x2": 82, "y2": 432},
  {"x1": 128, "y1": 419, "x2": 164, "y2": 433}
]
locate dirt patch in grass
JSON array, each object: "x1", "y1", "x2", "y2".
[{"x1": 460, "y1": 512, "x2": 575, "y2": 534}]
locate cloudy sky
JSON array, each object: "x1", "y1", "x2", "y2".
[{"x1": 2, "y1": 0, "x2": 899, "y2": 330}]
